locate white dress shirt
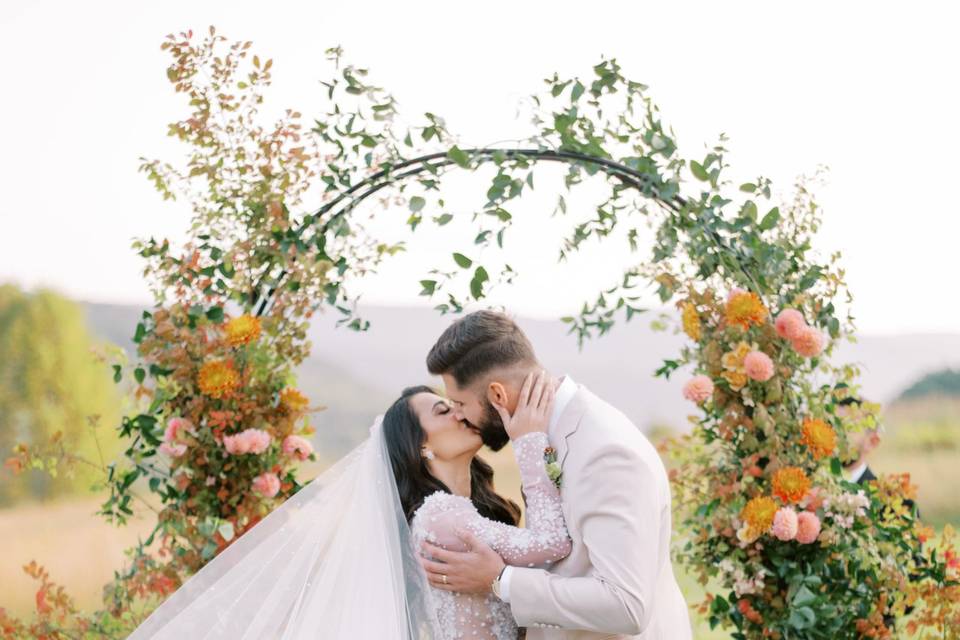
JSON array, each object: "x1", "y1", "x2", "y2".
[
  {"x1": 847, "y1": 461, "x2": 868, "y2": 484},
  {"x1": 499, "y1": 374, "x2": 577, "y2": 603}
]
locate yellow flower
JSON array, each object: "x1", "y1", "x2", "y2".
[
  {"x1": 280, "y1": 388, "x2": 310, "y2": 412},
  {"x1": 681, "y1": 302, "x2": 702, "y2": 341},
  {"x1": 772, "y1": 467, "x2": 811, "y2": 504},
  {"x1": 197, "y1": 360, "x2": 240, "y2": 398},
  {"x1": 224, "y1": 315, "x2": 262, "y2": 347},
  {"x1": 725, "y1": 291, "x2": 769, "y2": 330},
  {"x1": 801, "y1": 417, "x2": 837, "y2": 460},
  {"x1": 720, "y1": 341, "x2": 754, "y2": 391},
  {"x1": 740, "y1": 496, "x2": 777, "y2": 537},
  {"x1": 721, "y1": 370, "x2": 747, "y2": 391}
]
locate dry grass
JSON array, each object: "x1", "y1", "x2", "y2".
[{"x1": 0, "y1": 496, "x2": 155, "y2": 617}]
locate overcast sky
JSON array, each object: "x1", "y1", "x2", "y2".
[{"x1": 1, "y1": 0, "x2": 957, "y2": 335}]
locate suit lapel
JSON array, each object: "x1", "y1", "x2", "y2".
[
  {"x1": 550, "y1": 386, "x2": 588, "y2": 469},
  {"x1": 857, "y1": 465, "x2": 877, "y2": 485}
]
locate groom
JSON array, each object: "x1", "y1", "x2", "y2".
[{"x1": 420, "y1": 310, "x2": 691, "y2": 639}]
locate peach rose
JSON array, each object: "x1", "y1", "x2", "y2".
[
  {"x1": 164, "y1": 417, "x2": 194, "y2": 443},
  {"x1": 774, "y1": 309, "x2": 807, "y2": 340},
  {"x1": 683, "y1": 375, "x2": 714, "y2": 404},
  {"x1": 792, "y1": 325, "x2": 825, "y2": 358},
  {"x1": 282, "y1": 435, "x2": 314, "y2": 461},
  {"x1": 801, "y1": 486, "x2": 826, "y2": 512},
  {"x1": 744, "y1": 350, "x2": 775, "y2": 381},
  {"x1": 159, "y1": 442, "x2": 187, "y2": 458},
  {"x1": 796, "y1": 511, "x2": 821, "y2": 544},
  {"x1": 223, "y1": 428, "x2": 272, "y2": 455},
  {"x1": 252, "y1": 472, "x2": 280, "y2": 498},
  {"x1": 772, "y1": 507, "x2": 799, "y2": 541}
]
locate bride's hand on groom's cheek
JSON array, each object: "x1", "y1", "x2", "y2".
[
  {"x1": 493, "y1": 370, "x2": 556, "y2": 440},
  {"x1": 419, "y1": 529, "x2": 506, "y2": 594}
]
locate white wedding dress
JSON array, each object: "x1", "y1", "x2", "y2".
[
  {"x1": 411, "y1": 431, "x2": 572, "y2": 640},
  {"x1": 127, "y1": 419, "x2": 570, "y2": 639}
]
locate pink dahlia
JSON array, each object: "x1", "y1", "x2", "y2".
[
  {"x1": 282, "y1": 435, "x2": 314, "y2": 461},
  {"x1": 744, "y1": 350, "x2": 775, "y2": 381},
  {"x1": 774, "y1": 309, "x2": 807, "y2": 340},
  {"x1": 252, "y1": 472, "x2": 281, "y2": 498},
  {"x1": 796, "y1": 511, "x2": 822, "y2": 544},
  {"x1": 792, "y1": 326, "x2": 825, "y2": 358},
  {"x1": 772, "y1": 507, "x2": 799, "y2": 541},
  {"x1": 683, "y1": 375, "x2": 714, "y2": 404},
  {"x1": 223, "y1": 428, "x2": 272, "y2": 455}
]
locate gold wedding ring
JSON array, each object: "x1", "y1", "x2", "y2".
[{"x1": 442, "y1": 574, "x2": 448, "y2": 585}]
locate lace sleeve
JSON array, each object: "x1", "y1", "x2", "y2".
[{"x1": 415, "y1": 432, "x2": 571, "y2": 568}]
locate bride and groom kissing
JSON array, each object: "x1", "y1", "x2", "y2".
[{"x1": 130, "y1": 310, "x2": 692, "y2": 639}]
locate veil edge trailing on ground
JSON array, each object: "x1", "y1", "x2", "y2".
[{"x1": 127, "y1": 416, "x2": 439, "y2": 639}]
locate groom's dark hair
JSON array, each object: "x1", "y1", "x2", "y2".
[{"x1": 426, "y1": 310, "x2": 536, "y2": 387}]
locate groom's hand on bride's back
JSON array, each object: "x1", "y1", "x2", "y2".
[
  {"x1": 492, "y1": 369, "x2": 555, "y2": 440},
  {"x1": 420, "y1": 529, "x2": 505, "y2": 594}
]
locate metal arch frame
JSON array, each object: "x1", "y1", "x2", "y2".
[{"x1": 252, "y1": 147, "x2": 753, "y2": 317}]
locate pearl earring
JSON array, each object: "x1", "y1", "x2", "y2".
[{"x1": 422, "y1": 448, "x2": 435, "y2": 461}]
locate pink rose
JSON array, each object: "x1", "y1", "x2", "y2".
[
  {"x1": 282, "y1": 435, "x2": 314, "y2": 461},
  {"x1": 792, "y1": 326, "x2": 825, "y2": 358},
  {"x1": 772, "y1": 507, "x2": 799, "y2": 541},
  {"x1": 223, "y1": 428, "x2": 272, "y2": 455},
  {"x1": 774, "y1": 309, "x2": 807, "y2": 340},
  {"x1": 164, "y1": 417, "x2": 194, "y2": 443},
  {"x1": 796, "y1": 511, "x2": 821, "y2": 544},
  {"x1": 744, "y1": 350, "x2": 775, "y2": 382},
  {"x1": 252, "y1": 472, "x2": 280, "y2": 498},
  {"x1": 159, "y1": 442, "x2": 187, "y2": 458},
  {"x1": 683, "y1": 375, "x2": 714, "y2": 404}
]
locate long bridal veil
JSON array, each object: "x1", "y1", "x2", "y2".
[{"x1": 128, "y1": 416, "x2": 439, "y2": 639}]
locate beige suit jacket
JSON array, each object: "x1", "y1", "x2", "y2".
[{"x1": 509, "y1": 384, "x2": 692, "y2": 639}]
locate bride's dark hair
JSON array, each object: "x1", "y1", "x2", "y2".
[{"x1": 383, "y1": 385, "x2": 521, "y2": 526}]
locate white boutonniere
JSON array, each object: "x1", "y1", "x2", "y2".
[{"x1": 544, "y1": 446, "x2": 562, "y2": 489}]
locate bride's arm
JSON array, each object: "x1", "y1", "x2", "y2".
[{"x1": 418, "y1": 432, "x2": 571, "y2": 567}]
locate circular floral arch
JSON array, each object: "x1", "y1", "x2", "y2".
[{"x1": 5, "y1": 26, "x2": 957, "y2": 640}]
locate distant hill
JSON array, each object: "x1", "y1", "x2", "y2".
[
  {"x1": 80, "y1": 301, "x2": 960, "y2": 458},
  {"x1": 897, "y1": 368, "x2": 960, "y2": 400}
]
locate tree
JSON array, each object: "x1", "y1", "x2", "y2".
[
  {"x1": 900, "y1": 368, "x2": 960, "y2": 400},
  {"x1": 0, "y1": 284, "x2": 121, "y2": 504}
]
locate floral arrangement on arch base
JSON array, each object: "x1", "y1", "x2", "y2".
[{"x1": 669, "y1": 286, "x2": 960, "y2": 638}]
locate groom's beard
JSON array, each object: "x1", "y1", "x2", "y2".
[{"x1": 472, "y1": 400, "x2": 510, "y2": 452}]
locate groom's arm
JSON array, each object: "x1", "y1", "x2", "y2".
[{"x1": 507, "y1": 442, "x2": 665, "y2": 635}]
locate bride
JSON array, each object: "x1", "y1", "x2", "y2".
[{"x1": 128, "y1": 371, "x2": 569, "y2": 639}]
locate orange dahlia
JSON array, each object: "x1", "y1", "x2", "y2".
[
  {"x1": 725, "y1": 291, "x2": 769, "y2": 330},
  {"x1": 772, "y1": 467, "x2": 811, "y2": 504},
  {"x1": 741, "y1": 496, "x2": 777, "y2": 535},
  {"x1": 224, "y1": 314, "x2": 262, "y2": 346},
  {"x1": 681, "y1": 302, "x2": 702, "y2": 341},
  {"x1": 801, "y1": 417, "x2": 837, "y2": 460},
  {"x1": 197, "y1": 360, "x2": 240, "y2": 398},
  {"x1": 279, "y1": 388, "x2": 310, "y2": 412}
]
